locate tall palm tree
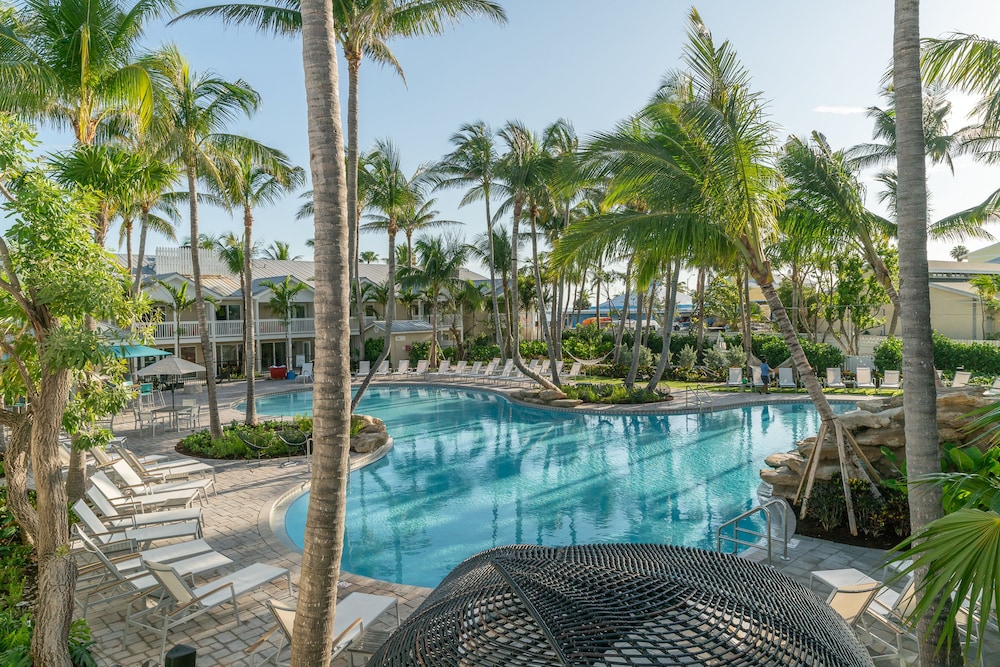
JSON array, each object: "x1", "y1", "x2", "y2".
[
  {"x1": 495, "y1": 120, "x2": 557, "y2": 390},
  {"x1": 261, "y1": 276, "x2": 308, "y2": 370},
  {"x1": 0, "y1": 0, "x2": 173, "y2": 144},
  {"x1": 153, "y1": 279, "x2": 201, "y2": 356},
  {"x1": 146, "y1": 43, "x2": 262, "y2": 441},
  {"x1": 353, "y1": 138, "x2": 412, "y2": 409},
  {"x1": 398, "y1": 235, "x2": 467, "y2": 366},
  {"x1": 469, "y1": 225, "x2": 513, "y2": 342},
  {"x1": 206, "y1": 149, "x2": 304, "y2": 425},
  {"x1": 360, "y1": 250, "x2": 379, "y2": 263},
  {"x1": 435, "y1": 121, "x2": 505, "y2": 347},
  {"x1": 117, "y1": 154, "x2": 180, "y2": 290},
  {"x1": 398, "y1": 197, "x2": 460, "y2": 267},
  {"x1": 263, "y1": 239, "x2": 303, "y2": 259},
  {"x1": 901, "y1": 4, "x2": 972, "y2": 661},
  {"x1": 950, "y1": 244, "x2": 969, "y2": 261}
]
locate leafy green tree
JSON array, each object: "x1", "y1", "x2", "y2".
[
  {"x1": 0, "y1": 115, "x2": 144, "y2": 664},
  {"x1": 263, "y1": 239, "x2": 302, "y2": 260},
  {"x1": 146, "y1": 43, "x2": 262, "y2": 440},
  {"x1": 0, "y1": 0, "x2": 172, "y2": 144},
  {"x1": 261, "y1": 276, "x2": 308, "y2": 370},
  {"x1": 153, "y1": 279, "x2": 198, "y2": 356},
  {"x1": 360, "y1": 250, "x2": 379, "y2": 263},
  {"x1": 970, "y1": 274, "x2": 1000, "y2": 339},
  {"x1": 398, "y1": 235, "x2": 467, "y2": 366}
]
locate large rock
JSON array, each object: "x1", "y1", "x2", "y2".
[
  {"x1": 764, "y1": 452, "x2": 806, "y2": 473},
  {"x1": 357, "y1": 415, "x2": 386, "y2": 435},
  {"x1": 839, "y1": 409, "x2": 891, "y2": 430},
  {"x1": 550, "y1": 398, "x2": 584, "y2": 408},
  {"x1": 351, "y1": 431, "x2": 388, "y2": 454},
  {"x1": 539, "y1": 389, "x2": 568, "y2": 401},
  {"x1": 852, "y1": 425, "x2": 906, "y2": 449}
]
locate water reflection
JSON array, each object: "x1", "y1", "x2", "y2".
[{"x1": 282, "y1": 388, "x2": 831, "y2": 588}]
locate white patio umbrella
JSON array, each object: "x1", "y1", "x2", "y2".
[{"x1": 136, "y1": 356, "x2": 206, "y2": 412}]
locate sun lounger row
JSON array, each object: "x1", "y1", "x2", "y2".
[
  {"x1": 724, "y1": 366, "x2": 904, "y2": 392},
  {"x1": 352, "y1": 357, "x2": 585, "y2": 386}
]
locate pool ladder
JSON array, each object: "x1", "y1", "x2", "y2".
[
  {"x1": 717, "y1": 498, "x2": 793, "y2": 566},
  {"x1": 684, "y1": 384, "x2": 713, "y2": 413}
]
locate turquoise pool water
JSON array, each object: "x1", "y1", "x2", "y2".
[{"x1": 268, "y1": 387, "x2": 825, "y2": 588}]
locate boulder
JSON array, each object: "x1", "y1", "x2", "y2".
[
  {"x1": 550, "y1": 398, "x2": 584, "y2": 408},
  {"x1": 839, "y1": 409, "x2": 891, "y2": 430},
  {"x1": 539, "y1": 389, "x2": 568, "y2": 401},
  {"x1": 853, "y1": 425, "x2": 905, "y2": 449},
  {"x1": 760, "y1": 466, "x2": 799, "y2": 489},
  {"x1": 878, "y1": 406, "x2": 905, "y2": 422},
  {"x1": 351, "y1": 431, "x2": 388, "y2": 453},
  {"x1": 764, "y1": 452, "x2": 806, "y2": 473},
  {"x1": 856, "y1": 399, "x2": 890, "y2": 413}
]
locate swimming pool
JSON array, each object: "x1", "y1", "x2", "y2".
[{"x1": 268, "y1": 387, "x2": 825, "y2": 588}]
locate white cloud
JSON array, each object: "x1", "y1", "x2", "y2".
[{"x1": 812, "y1": 105, "x2": 867, "y2": 115}]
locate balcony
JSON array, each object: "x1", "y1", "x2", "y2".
[
  {"x1": 412, "y1": 313, "x2": 463, "y2": 329},
  {"x1": 151, "y1": 316, "x2": 378, "y2": 344}
]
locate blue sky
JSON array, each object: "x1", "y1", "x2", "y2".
[{"x1": 27, "y1": 1, "x2": 1000, "y2": 266}]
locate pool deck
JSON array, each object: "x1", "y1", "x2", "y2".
[{"x1": 86, "y1": 377, "x2": 893, "y2": 666}]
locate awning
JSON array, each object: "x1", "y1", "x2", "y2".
[{"x1": 111, "y1": 344, "x2": 171, "y2": 359}]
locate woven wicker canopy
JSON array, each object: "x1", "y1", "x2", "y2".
[{"x1": 368, "y1": 544, "x2": 874, "y2": 667}]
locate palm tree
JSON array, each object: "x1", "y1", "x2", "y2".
[
  {"x1": 153, "y1": 279, "x2": 200, "y2": 356},
  {"x1": 398, "y1": 235, "x2": 467, "y2": 366},
  {"x1": 353, "y1": 138, "x2": 413, "y2": 409},
  {"x1": 469, "y1": 225, "x2": 513, "y2": 343},
  {"x1": 121, "y1": 154, "x2": 181, "y2": 292},
  {"x1": 399, "y1": 197, "x2": 461, "y2": 267},
  {"x1": 900, "y1": 4, "x2": 970, "y2": 662},
  {"x1": 0, "y1": 0, "x2": 172, "y2": 144},
  {"x1": 264, "y1": 239, "x2": 303, "y2": 260},
  {"x1": 146, "y1": 44, "x2": 262, "y2": 441},
  {"x1": 206, "y1": 148, "x2": 304, "y2": 425},
  {"x1": 495, "y1": 120, "x2": 557, "y2": 390},
  {"x1": 435, "y1": 121, "x2": 505, "y2": 347},
  {"x1": 261, "y1": 276, "x2": 308, "y2": 371},
  {"x1": 360, "y1": 250, "x2": 379, "y2": 263},
  {"x1": 950, "y1": 244, "x2": 969, "y2": 261}
]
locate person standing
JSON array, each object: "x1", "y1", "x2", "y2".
[{"x1": 759, "y1": 358, "x2": 770, "y2": 394}]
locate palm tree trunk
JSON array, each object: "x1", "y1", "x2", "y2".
[
  {"x1": 626, "y1": 289, "x2": 644, "y2": 389},
  {"x1": 530, "y1": 214, "x2": 558, "y2": 383},
  {"x1": 353, "y1": 227, "x2": 396, "y2": 410},
  {"x1": 244, "y1": 209, "x2": 257, "y2": 425},
  {"x1": 614, "y1": 260, "x2": 634, "y2": 364},
  {"x1": 484, "y1": 191, "x2": 504, "y2": 351},
  {"x1": 742, "y1": 268, "x2": 752, "y2": 365},
  {"x1": 30, "y1": 365, "x2": 76, "y2": 667},
  {"x1": 347, "y1": 55, "x2": 366, "y2": 367},
  {"x1": 292, "y1": 1, "x2": 353, "y2": 663},
  {"x1": 133, "y1": 209, "x2": 150, "y2": 294},
  {"x1": 125, "y1": 220, "x2": 134, "y2": 275},
  {"x1": 186, "y1": 161, "x2": 222, "y2": 440},
  {"x1": 175, "y1": 310, "x2": 181, "y2": 357},
  {"x1": 509, "y1": 201, "x2": 556, "y2": 390},
  {"x1": 894, "y1": 1, "x2": 961, "y2": 662},
  {"x1": 430, "y1": 297, "x2": 439, "y2": 364},
  {"x1": 695, "y1": 267, "x2": 706, "y2": 355},
  {"x1": 648, "y1": 257, "x2": 681, "y2": 390}
]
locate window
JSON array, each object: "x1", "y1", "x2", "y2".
[
  {"x1": 215, "y1": 304, "x2": 241, "y2": 321},
  {"x1": 291, "y1": 304, "x2": 307, "y2": 319}
]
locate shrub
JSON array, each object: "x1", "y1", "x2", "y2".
[
  {"x1": 178, "y1": 420, "x2": 330, "y2": 460},
  {"x1": 519, "y1": 340, "x2": 548, "y2": 359},
  {"x1": 677, "y1": 344, "x2": 698, "y2": 369},
  {"x1": 563, "y1": 383, "x2": 668, "y2": 404},
  {"x1": 703, "y1": 346, "x2": 727, "y2": 369},
  {"x1": 752, "y1": 335, "x2": 790, "y2": 366},
  {"x1": 807, "y1": 477, "x2": 845, "y2": 532},
  {"x1": 873, "y1": 336, "x2": 903, "y2": 371},
  {"x1": 364, "y1": 336, "x2": 384, "y2": 363},
  {"x1": 623, "y1": 344, "x2": 657, "y2": 368},
  {"x1": 467, "y1": 344, "x2": 501, "y2": 362},
  {"x1": 441, "y1": 346, "x2": 457, "y2": 361},
  {"x1": 799, "y1": 339, "x2": 845, "y2": 372}
]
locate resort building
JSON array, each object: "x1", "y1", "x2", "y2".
[{"x1": 129, "y1": 248, "x2": 490, "y2": 374}]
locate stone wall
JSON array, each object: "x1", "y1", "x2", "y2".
[{"x1": 761, "y1": 388, "x2": 998, "y2": 501}]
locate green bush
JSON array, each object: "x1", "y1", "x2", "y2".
[
  {"x1": 178, "y1": 419, "x2": 321, "y2": 460},
  {"x1": 562, "y1": 325, "x2": 613, "y2": 361},
  {"x1": 364, "y1": 337, "x2": 384, "y2": 363},
  {"x1": 873, "y1": 336, "x2": 903, "y2": 371},
  {"x1": 724, "y1": 346, "x2": 746, "y2": 368},
  {"x1": 519, "y1": 340, "x2": 548, "y2": 359},
  {"x1": 677, "y1": 345, "x2": 698, "y2": 369},
  {"x1": 703, "y1": 346, "x2": 727, "y2": 369},
  {"x1": 467, "y1": 344, "x2": 501, "y2": 362},
  {"x1": 563, "y1": 383, "x2": 668, "y2": 404},
  {"x1": 799, "y1": 339, "x2": 845, "y2": 372},
  {"x1": 623, "y1": 344, "x2": 657, "y2": 368},
  {"x1": 752, "y1": 335, "x2": 790, "y2": 366}
]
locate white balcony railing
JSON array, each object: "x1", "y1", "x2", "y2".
[
  {"x1": 213, "y1": 320, "x2": 243, "y2": 338},
  {"x1": 413, "y1": 313, "x2": 463, "y2": 329},
  {"x1": 151, "y1": 318, "x2": 320, "y2": 343}
]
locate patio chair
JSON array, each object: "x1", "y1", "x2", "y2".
[
  {"x1": 177, "y1": 398, "x2": 203, "y2": 430},
  {"x1": 751, "y1": 365, "x2": 767, "y2": 392},
  {"x1": 237, "y1": 429, "x2": 274, "y2": 468},
  {"x1": 395, "y1": 359, "x2": 409, "y2": 374},
  {"x1": 92, "y1": 471, "x2": 202, "y2": 511},
  {"x1": 89, "y1": 439, "x2": 168, "y2": 469},
  {"x1": 275, "y1": 429, "x2": 312, "y2": 469},
  {"x1": 109, "y1": 459, "x2": 215, "y2": 501},
  {"x1": 986, "y1": 377, "x2": 1000, "y2": 396},
  {"x1": 855, "y1": 367, "x2": 877, "y2": 390},
  {"x1": 86, "y1": 484, "x2": 204, "y2": 531},
  {"x1": 777, "y1": 367, "x2": 797, "y2": 390},
  {"x1": 862, "y1": 578, "x2": 919, "y2": 664},
  {"x1": 73, "y1": 524, "x2": 231, "y2": 615},
  {"x1": 460, "y1": 360, "x2": 483, "y2": 381},
  {"x1": 826, "y1": 367, "x2": 846, "y2": 389},
  {"x1": 562, "y1": 361, "x2": 583, "y2": 381},
  {"x1": 116, "y1": 445, "x2": 216, "y2": 484},
  {"x1": 374, "y1": 360, "x2": 390, "y2": 376},
  {"x1": 246, "y1": 592, "x2": 400, "y2": 667},
  {"x1": 124, "y1": 559, "x2": 292, "y2": 664},
  {"x1": 477, "y1": 359, "x2": 498, "y2": 384},
  {"x1": 297, "y1": 362, "x2": 313, "y2": 383},
  {"x1": 952, "y1": 370, "x2": 972, "y2": 388},
  {"x1": 354, "y1": 360, "x2": 370, "y2": 379},
  {"x1": 71, "y1": 499, "x2": 201, "y2": 553},
  {"x1": 825, "y1": 581, "x2": 882, "y2": 629},
  {"x1": 433, "y1": 359, "x2": 451, "y2": 378},
  {"x1": 412, "y1": 359, "x2": 429, "y2": 376},
  {"x1": 725, "y1": 367, "x2": 743, "y2": 390},
  {"x1": 489, "y1": 359, "x2": 515, "y2": 385},
  {"x1": 880, "y1": 370, "x2": 901, "y2": 391},
  {"x1": 445, "y1": 360, "x2": 467, "y2": 380}
]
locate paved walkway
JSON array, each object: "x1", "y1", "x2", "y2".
[{"x1": 84, "y1": 376, "x2": 892, "y2": 666}]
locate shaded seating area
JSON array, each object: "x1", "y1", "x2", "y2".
[{"x1": 369, "y1": 544, "x2": 875, "y2": 666}]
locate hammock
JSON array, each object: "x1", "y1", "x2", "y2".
[{"x1": 564, "y1": 348, "x2": 614, "y2": 366}]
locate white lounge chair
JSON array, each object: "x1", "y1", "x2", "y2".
[
  {"x1": 725, "y1": 367, "x2": 743, "y2": 390},
  {"x1": 489, "y1": 359, "x2": 515, "y2": 385},
  {"x1": 354, "y1": 360, "x2": 370, "y2": 378},
  {"x1": 477, "y1": 359, "x2": 498, "y2": 383},
  {"x1": 92, "y1": 471, "x2": 202, "y2": 511},
  {"x1": 445, "y1": 360, "x2": 467, "y2": 380},
  {"x1": 297, "y1": 362, "x2": 313, "y2": 383},
  {"x1": 395, "y1": 359, "x2": 409, "y2": 374},
  {"x1": 561, "y1": 361, "x2": 583, "y2": 381},
  {"x1": 73, "y1": 525, "x2": 231, "y2": 614},
  {"x1": 110, "y1": 459, "x2": 215, "y2": 501},
  {"x1": 880, "y1": 370, "x2": 901, "y2": 391},
  {"x1": 777, "y1": 367, "x2": 797, "y2": 390},
  {"x1": 432, "y1": 359, "x2": 451, "y2": 378},
  {"x1": 412, "y1": 359, "x2": 429, "y2": 376},
  {"x1": 457, "y1": 360, "x2": 481, "y2": 381},
  {"x1": 825, "y1": 581, "x2": 882, "y2": 629},
  {"x1": 986, "y1": 377, "x2": 1000, "y2": 395},
  {"x1": 855, "y1": 367, "x2": 877, "y2": 390},
  {"x1": 86, "y1": 484, "x2": 204, "y2": 531},
  {"x1": 116, "y1": 445, "x2": 216, "y2": 484},
  {"x1": 247, "y1": 592, "x2": 400, "y2": 667},
  {"x1": 825, "y1": 367, "x2": 846, "y2": 389},
  {"x1": 374, "y1": 360, "x2": 390, "y2": 376},
  {"x1": 72, "y1": 499, "x2": 201, "y2": 553},
  {"x1": 951, "y1": 370, "x2": 972, "y2": 388},
  {"x1": 751, "y1": 366, "x2": 769, "y2": 392},
  {"x1": 125, "y1": 560, "x2": 292, "y2": 663}
]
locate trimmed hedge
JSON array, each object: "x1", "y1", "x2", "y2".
[{"x1": 874, "y1": 333, "x2": 1000, "y2": 376}]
